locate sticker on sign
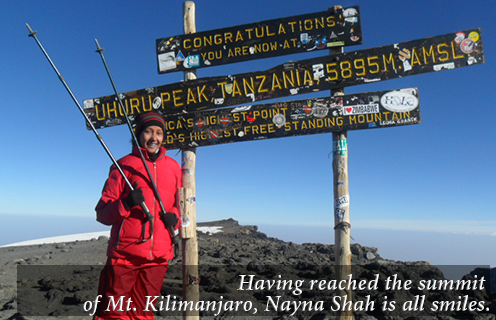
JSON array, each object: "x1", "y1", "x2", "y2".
[{"x1": 380, "y1": 90, "x2": 419, "y2": 113}]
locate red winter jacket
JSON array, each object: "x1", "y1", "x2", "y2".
[{"x1": 95, "y1": 146, "x2": 182, "y2": 261}]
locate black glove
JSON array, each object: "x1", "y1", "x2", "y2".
[
  {"x1": 160, "y1": 212, "x2": 180, "y2": 259},
  {"x1": 162, "y1": 212, "x2": 179, "y2": 229},
  {"x1": 125, "y1": 188, "x2": 145, "y2": 209}
]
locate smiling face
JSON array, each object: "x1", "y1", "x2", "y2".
[{"x1": 139, "y1": 125, "x2": 164, "y2": 154}]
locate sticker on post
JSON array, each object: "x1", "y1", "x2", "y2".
[
  {"x1": 186, "y1": 197, "x2": 196, "y2": 205},
  {"x1": 335, "y1": 195, "x2": 350, "y2": 208},
  {"x1": 335, "y1": 208, "x2": 346, "y2": 222},
  {"x1": 333, "y1": 139, "x2": 348, "y2": 156},
  {"x1": 181, "y1": 216, "x2": 191, "y2": 228}
]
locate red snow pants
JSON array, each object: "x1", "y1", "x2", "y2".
[{"x1": 94, "y1": 257, "x2": 168, "y2": 320}]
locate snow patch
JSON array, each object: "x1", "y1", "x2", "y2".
[
  {"x1": 197, "y1": 226, "x2": 223, "y2": 234},
  {"x1": 1, "y1": 231, "x2": 110, "y2": 247},
  {"x1": 1, "y1": 226, "x2": 224, "y2": 247}
]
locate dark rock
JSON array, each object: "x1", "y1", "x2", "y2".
[{"x1": 3, "y1": 219, "x2": 494, "y2": 320}]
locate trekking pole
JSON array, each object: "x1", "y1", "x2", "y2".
[
  {"x1": 94, "y1": 39, "x2": 180, "y2": 256},
  {"x1": 26, "y1": 23, "x2": 153, "y2": 243}
]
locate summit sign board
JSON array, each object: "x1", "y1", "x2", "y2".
[
  {"x1": 85, "y1": 87, "x2": 420, "y2": 149},
  {"x1": 84, "y1": 29, "x2": 484, "y2": 125},
  {"x1": 156, "y1": 6, "x2": 362, "y2": 73}
]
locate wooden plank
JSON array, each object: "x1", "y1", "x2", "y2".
[
  {"x1": 156, "y1": 6, "x2": 362, "y2": 73},
  {"x1": 158, "y1": 88, "x2": 420, "y2": 149},
  {"x1": 84, "y1": 29, "x2": 482, "y2": 125}
]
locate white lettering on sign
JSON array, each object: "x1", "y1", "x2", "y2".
[{"x1": 380, "y1": 90, "x2": 419, "y2": 113}]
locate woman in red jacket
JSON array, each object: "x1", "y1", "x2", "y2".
[{"x1": 94, "y1": 111, "x2": 182, "y2": 319}]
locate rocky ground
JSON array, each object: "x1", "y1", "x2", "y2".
[{"x1": 1, "y1": 219, "x2": 494, "y2": 319}]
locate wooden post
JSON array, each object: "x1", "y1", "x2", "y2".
[
  {"x1": 181, "y1": 2, "x2": 199, "y2": 319},
  {"x1": 333, "y1": 130, "x2": 352, "y2": 320},
  {"x1": 330, "y1": 5, "x2": 352, "y2": 320}
]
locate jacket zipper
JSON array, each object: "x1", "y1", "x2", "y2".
[
  {"x1": 149, "y1": 161, "x2": 158, "y2": 260},
  {"x1": 116, "y1": 219, "x2": 124, "y2": 249}
]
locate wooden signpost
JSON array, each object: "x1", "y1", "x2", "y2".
[
  {"x1": 156, "y1": 6, "x2": 362, "y2": 73},
  {"x1": 84, "y1": 28, "x2": 483, "y2": 123},
  {"x1": 79, "y1": 4, "x2": 485, "y2": 319},
  {"x1": 329, "y1": 39, "x2": 352, "y2": 320},
  {"x1": 180, "y1": 2, "x2": 199, "y2": 319}
]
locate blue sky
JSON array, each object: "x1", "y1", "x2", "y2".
[{"x1": 1, "y1": 1, "x2": 495, "y2": 267}]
